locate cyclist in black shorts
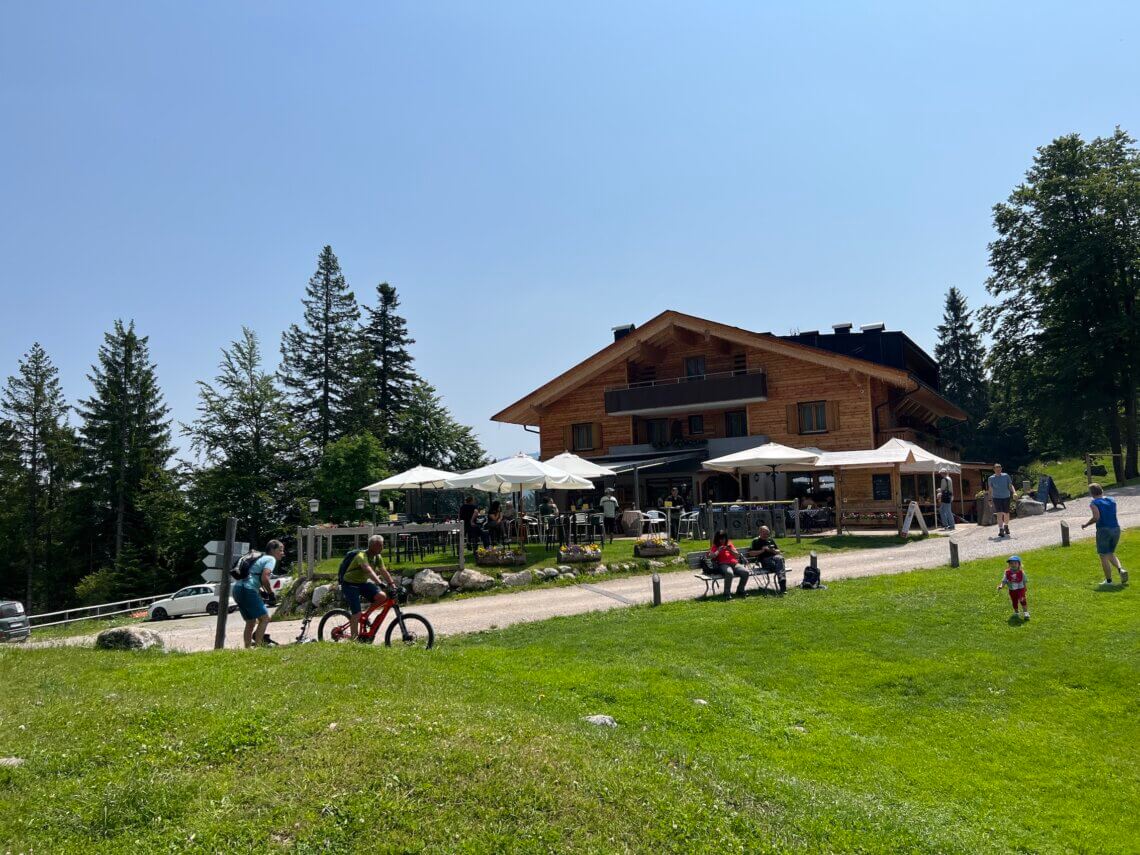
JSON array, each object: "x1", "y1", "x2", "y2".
[{"x1": 341, "y1": 535, "x2": 396, "y2": 640}]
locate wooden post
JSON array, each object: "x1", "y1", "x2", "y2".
[
  {"x1": 1085, "y1": 453, "x2": 1092, "y2": 487},
  {"x1": 213, "y1": 516, "x2": 238, "y2": 650},
  {"x1": 949, "y1": 539, "x2": 959, "y2": 568},
  {"x1": 651, "y1": 572, "x2": 661, "y2": 606},
  {"x1": 1061, "y1": 520, "x2": 1070, "y2": 547},
  {"x1": 794, "y1": 498, "x2": 801, "y2": 543},
  {"x1": 891, "y1": 464, "x2": 903, "y2": 536}
]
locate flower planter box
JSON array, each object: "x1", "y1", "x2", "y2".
[
  {"x1": 559, "y1": 550, "x2": 601, "y2": 563},
  {"x1": 475, "y1": 552, "x2": 528, "y2": 567},
  {"x1": 634, "y1": 545, "x2": 680, "y2": 558}
]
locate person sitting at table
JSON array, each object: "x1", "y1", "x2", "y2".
[
  {"x1": 708, "y1": 528, "x2": 748, "y2": 601},
  {"x1": 503, "y1": 500, "x2": 517, "y2": 521},
  {"x1": 487, "y1": 501, "x2": 505, "y2": 544},
  {"x1": 471, "y1": 505, "x2": 491, "y2": 550},
  {"x1": 748, "y1": 525, "x2": 787, "y2": 594},
  {"x1": 539, "y1": 495, "x2": 559, "y2": 517},
  {"x1": 667, "y1": 486, "x2": 687, "y2": 511},
  {"x1": 459, "y1": 496, "x2": 478, "y2": 546}
]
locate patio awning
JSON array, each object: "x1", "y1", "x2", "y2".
[{"x1": 589, "y1": 450, "x2": 707, "y2": 473}]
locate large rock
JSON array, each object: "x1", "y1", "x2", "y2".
[
  {"x1": 540, "y1": 567, "x2": 560, "y2": 580},
  {"x1": 412, "y1": 569, "x2": 449, "y2": 598},
  {"x1": 1017, "y1": 498, "x2": 1045, "y2": 517},
  {"x1": 502, "y1": 569, "x2": 535, "y2": 587},
  {"x1": 449, "y1": 568, "x2": 496, "y2": 592},
  {"x1": 95, "y1": 626, "x2": 165, "y2": 651},
  {"x1": 583, "y1": 714, "x2": 617, "y2": 728}
]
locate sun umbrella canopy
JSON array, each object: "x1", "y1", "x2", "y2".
[
  {"x1": 543, "y1": 451, "x2": 617, "y2": 478},
  {"x1": 812, "y1": 446, "x2": 916, "y2": 470},
  {"x1": 877, "y1": 438, "x2": 961, "y2": 474},
  {"x1": 446, "y1": 453, "x2": 594, "y2": 493},
  {"x1": 361, "y1": 464, "x2": 461, "y2": 492},
  {"x1": 704, "y1": 442, "x2": 820, "y2": 473}
]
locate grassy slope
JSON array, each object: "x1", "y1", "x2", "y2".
[
  {"x1": 1025, "y1": 452, "x2": 1140, "y2": 499},
  {"x1": 1, "y1": 535, "x2": 1135, "y2": 853}
]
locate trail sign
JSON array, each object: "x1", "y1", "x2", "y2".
[
  {"x1": 201, "y1": 568, "x2": 223, "y2": 584},
  {"x1": 204, "y1": 540, "x2": 248, "y2": 555}
]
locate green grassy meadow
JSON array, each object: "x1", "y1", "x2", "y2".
[
  {"x1": 1, "y1": 534, "x2": 1135, "y2": 853},
  {"x1": 1025, "y1": 451, "x2": 1140, "y2": 499}
]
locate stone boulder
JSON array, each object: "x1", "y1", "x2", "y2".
[
  {"x1": 502, "y1": 569, "x2": 535, "y2": 587},
  {"x1": 412, "y1": 569, "x2": 449, "y2": 598},
  {"x1": 449, "y1": 568, "x2": 496, "y2": 592},
  {"x1": 1017, "y1": 498, "x2": 1045, "y2": 517},
  {"x1": 559, "y1": 571, "x2": 576, "y2": 581},
  {"x1": 647, "y1": 560, "x2": 666, "y2": 569},
  {"x1": 95, "y1": 626, "x2": 165, "y2": 651},
  {"x1": 583, "y1": 714, "x2": 617, "y2": 728},
  {"x1": 540, "y1": 567, "x2": 560, "y2": 580}
]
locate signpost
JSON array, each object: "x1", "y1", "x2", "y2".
[
  {"x1": 210, "y1": 518, "x2": 240, "y2": 650},
  {"x1": 201, "y1": 540, "x2": 248, "y2": 582},
  {"x1": 900, "y1": 500, "x2": 930, "y2": 537}
]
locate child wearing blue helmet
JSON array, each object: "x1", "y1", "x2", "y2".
[{"x1": 997, "y1": 555, "x2": 1029, "y2": 620}]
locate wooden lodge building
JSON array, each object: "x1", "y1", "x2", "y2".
[{"x1": 492, "y1": 311, "x2": 969, "y2": 516}]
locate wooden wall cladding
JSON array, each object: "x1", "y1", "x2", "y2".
[{"x1": 538, "y1": 362, "x2": 632, "y2": 459}]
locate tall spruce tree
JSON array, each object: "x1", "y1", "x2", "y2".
[
  {"x1": 184, "y1": 328, "x2": 305, "y2": 547},
  {"x1": 934, "y1": 288, "x2": 989, "y2": 452},
  {"x1": 76, "y1": 320, "x2": 175, "y2": 590},
  {"x1": 279, "y1": 245, "x2": 360, "y2": 450},
  {"x1": 0, "y1": 344, "x2": 72, "y2": 607},
  {"x1": 359, "y1": 282, "x2": 419, "y2": 440}
]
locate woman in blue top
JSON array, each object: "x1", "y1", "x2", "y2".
[
  {"x1": 234, "y1": 540, "x2": 284, "y2": 647},
  {"x1": 1081, "y1": 483, "x2": 1127, "y2": 586}
]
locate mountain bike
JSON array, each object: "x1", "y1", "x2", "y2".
[{"x1": 317, "y1": 585, "x2": 434, "y2": 649}]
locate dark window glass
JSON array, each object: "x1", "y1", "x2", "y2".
[
  {"x1": 872, "y1": 474, "x2": 892, "y2": 501},
  {"x1": 725, "y1": 410, "x2": 747, "y2": 437},
  {"x1": 798, "y1": 401, "x2": 827, "y2": 433},
  {"x1": 571, "y1": 423, "x2": 594, "y2": 451},
  {"x1": 688, "y1": 415, "x2": 704, "y2": 435},
  {"x1": 646, "y1": 419, "x2": 669, "y2": 444},
  {"x1": 684, "y1": 356, "x2": 706, "y2": 380}
]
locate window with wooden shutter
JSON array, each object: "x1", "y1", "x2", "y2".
[
  {"x1": 563, "y1": 425, "x2": 573, "y2": 450},
  {"x1": 592, "y1": 422, "x2": 603, "y2": 451},
  {"x1": 797, "y1": 401, "x2": 828, "y2": 434},
  {"x1": 786, "y1": 404, "x2": 798, "y2": 434},
  {"x1": 826, "y1": 401, "x2": 840, "y2": 431},
  {"x1": 571, "y1": 423, "x2": 595, "y2": 451}
]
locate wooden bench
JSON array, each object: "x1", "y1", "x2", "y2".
[{"x1": 687, "y1": 551, "x2": 783, "y2": 597}]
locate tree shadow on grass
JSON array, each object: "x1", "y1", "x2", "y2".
[{"x1": 1007, "y1": 614, "x2": 1027, "y2": 627}]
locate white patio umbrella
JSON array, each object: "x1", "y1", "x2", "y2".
[
  {"x1": 360, "y1": 464, "x2": 461, "y2": 521},
  {"x1": 704, "y1": 441, "x2": 821, "y2": 498},
  {"x1": 447, "y1": 454, "x2": 594, "y2": 544},
  {"x1": 543, "y1": 451, "x2": 617, "y2": 479}
]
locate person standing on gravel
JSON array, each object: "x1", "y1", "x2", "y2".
[
  {"x1": 1081, "y1": 483, "x2": 1128, "y2": 586},
  {"x1": 987, "y1": 463, "x2": 1015, "y2": 538},
  {"x1": 938, "y1": 469, "x2": 955, "y2": 531},
  {"x1": 233, "y1": 540, "x2": 284, "y2": 648}
]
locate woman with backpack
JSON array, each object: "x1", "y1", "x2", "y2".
[
  {"x1": 233, "y1": 540, "x2": 284, "y2": 648},
  {"x1": 708, "y1": 529, "x2": 748, "y2": 601}
]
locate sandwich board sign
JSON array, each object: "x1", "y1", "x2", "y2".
[
  {"x1": 900, "y1": 501, "x2": 929, "y2": 537},
  {"x1": 201, "y1": 539, "x2": 248, "y2": 583}
]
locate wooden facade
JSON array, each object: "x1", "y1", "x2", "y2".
[{"x1": 493, "y1": 311, "x2": 967, "y2": 518}]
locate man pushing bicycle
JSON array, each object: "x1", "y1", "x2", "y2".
[{"x1": 341, "y1": 534, "x2": 396, "y2": 641}]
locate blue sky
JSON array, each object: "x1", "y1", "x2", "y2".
[{"x1": 1, "y1": 2, "x2": 1137, "y2": 461}]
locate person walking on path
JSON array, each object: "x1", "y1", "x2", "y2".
[
  {"x1": 1081, "y1": 483, "x2": 1128, "y2": 586},
  {"x1": 708, "y1": 529, "x2": 748, "y2": 601},
  {"x1": 600, "y1": 488, "x2": 620, "y2": 537},
  {"x1": 233, "y1": 540, "x2": 284, "y2": 648},
  {"x1": 938, "y1": 469, "x2": 956, "y2": 530},
  {"x1": 988, "y1": 463, "x2": 1016, "y2": 538},
  {"x1": 997, "y1": 555, "x2": 1030, "y2": 620}
]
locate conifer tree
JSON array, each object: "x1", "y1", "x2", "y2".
[
  {"x1": 76, "y1": 321, "x2": 175, "y2": 586},
  {"x1": 934, "y1": 287, "x2": 989, "y2": 451},
  {"x1": 185, "y1": 328, "x2": 305, "y2": 546},
  {"x1": 0, "y1": 343, "x2": 72, "y2": 607},
  {"x1": 359, "y1": 282, "x2": 419, "y2": 439},
  {"x1": 392, "y1": 381, "x2": 487, "y2": 472},
  {"x1": 279, "y1": 245, "x2": 360, "y2": 450}
]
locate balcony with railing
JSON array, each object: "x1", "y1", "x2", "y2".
[{"x1": 604, "y1": 368, "x2": 768, "y2": 417}]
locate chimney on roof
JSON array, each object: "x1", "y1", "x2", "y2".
[
  {"x1": 832, "y1": 323, "x2": 853, "y2": 334},
  {"x1": 800, "y1": 330, "x2": 819, "y2": 337},
  {"x1": 612, "y1": 323, "x2": 636, "y2": 342},
  {"x1": 860, "y1": 322, "x2": 885, "y2": 332}
]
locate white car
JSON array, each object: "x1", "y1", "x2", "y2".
[
  {"x1": 148, "y1": 584, "x2": 236, "y2": 620},
  {"x1": 266, "y1": 572, "x2": 294, "y2": 598}
]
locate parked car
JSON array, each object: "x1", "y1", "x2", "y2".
[
  {"x1": 0, "y1": 599, "x2": 31, "y2": 643},
  {"x1": 148, "y1": 584, "x2": 236, "y2": 621},
  {"x1": 263, "y1": 571, "x2": 294, "y2": 604}
]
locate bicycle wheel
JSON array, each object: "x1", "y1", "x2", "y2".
[
  {"x1": 318, "y1": 609, "x2": 355, "y2": 642},
  {"x1": 384, "y1": 612, "x2": 434, "y2": 650}
]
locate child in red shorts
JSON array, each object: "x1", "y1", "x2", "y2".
[{"x1": 997, "y1": 555, "x2": 1029, "y2": 620}]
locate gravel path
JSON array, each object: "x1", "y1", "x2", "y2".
[{"x1": 35, "y1": 486, "x2": 1140, "y2": 653}]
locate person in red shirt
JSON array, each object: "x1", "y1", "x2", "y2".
[
  {"x1": 708, "y1": 529, "x2": 749, "y2": 601},
  {"x1": 997, "y1": 555, "x2": 1029, "y2": 620}
]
